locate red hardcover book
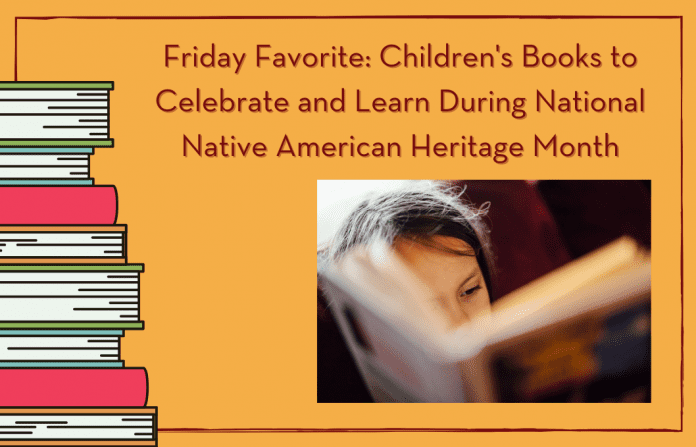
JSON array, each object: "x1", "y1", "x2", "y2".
[
  {"x1": 0, "y1": 186, "x2": 117, "y2": 224},
  {"x1": 0, "y1": 368, "x2": 148, "y2": 406}
]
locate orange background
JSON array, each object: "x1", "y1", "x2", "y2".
[{"x1": 0, "y1": 1, "x2": 693, "y2": 446}]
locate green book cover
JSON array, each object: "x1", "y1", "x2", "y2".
[
  {"x1": 0, "y1": 82, "x2": 114, "y2": 90},
  {"x1": 0, "y1": 264, "x2": 144, "y2": 272}
]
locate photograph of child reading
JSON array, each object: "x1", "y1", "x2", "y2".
[{"x1": 317, "y1": 180, "x2": 651, "y2": 403}]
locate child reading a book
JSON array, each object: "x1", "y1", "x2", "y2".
[
  {"x1": 319, "y1": 181, "x2": 651, "y2": 403},
  {"x1": 319, "y1": 180, "x2": 651, "y2": 403}
]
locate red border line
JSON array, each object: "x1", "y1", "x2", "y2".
[
  {"x1": 11, "y1": 15, "x2": 683, "y2": 19},
  {"x1": 679, "y1": 15, "x2": 684, "y2": 433},
  {"x1": 157, "y1": 428, "x2": 679, "y2": 433},
  {"x1": 13, "y1": 14, "x2": 684, "y2": 434}
]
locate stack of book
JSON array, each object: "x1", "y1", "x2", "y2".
[{"x1": 0, "y1": 82, "x2": 157, "y2": 446}]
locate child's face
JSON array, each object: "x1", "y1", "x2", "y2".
[{"x1": 394, "y1": 235, "x2": 491, "y2": 327}]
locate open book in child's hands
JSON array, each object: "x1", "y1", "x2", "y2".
[{"x1": 320, "y1": 236, "x2": 650, "y2": 402}]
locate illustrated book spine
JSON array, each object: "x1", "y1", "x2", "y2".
[
  {"x1": 0, "y1": 186, "x2": 117, "y2": 224},
  {"x1": 0, "y1": 368, "x2": 148, "y2": 407}
]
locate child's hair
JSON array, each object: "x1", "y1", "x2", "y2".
[{"x1": 319, "y1": 181, "x2": 495, "y2": 300}]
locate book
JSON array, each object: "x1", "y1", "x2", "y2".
[
  {"x1": 0, "y1": 82, "x2": 114, "y2": 147},
  {"x1": 0, "y1": 408, "x2": 156, "y2": 445},
  {"x1": 0, "y1": 186, "x2": 117, "y2": 224},
  {"x1": 320, "y1": 236, "x2": 651, "y2": 402},
  {"x1": 0, "y1": 226, "x2": 127, "y2": 263},
  {"x1": 0, "y1": 264, "x2": 144, "y2": 331},
  {"x1": 0, "y1": 332, "x2": 122, "y2": 362},
  {"x1": 0, "y1": 301, "x2": 139, "y2": 323},
  {"x1": 0, "y1": 329, "x2": 129, "y2": 368},
  {"x1": 0, "y1": 368, "x2": 148, "y2": 407},
  {"x1": 0, "y1": 150, "x2": 92, "y2": 183}
]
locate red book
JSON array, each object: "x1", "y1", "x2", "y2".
[
  {"x1": 0, "y1": 368, "x2": 148, "y2": 406},
  {"x1": 0, "y1": 186, "x2": 117, "y2": 224}
]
